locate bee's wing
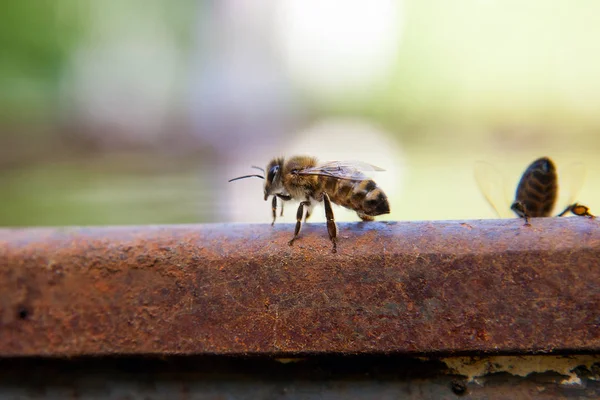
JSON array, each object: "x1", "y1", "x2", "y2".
[
  {"x1": 557, "y1": 162, "x2": 587, "y2": 210},
  {"x1": 297, "y1": 160, "x2": 385, "y2": 181},
  {"x1": 474, "y1": 161, "x2": 513, "y2": 218}
]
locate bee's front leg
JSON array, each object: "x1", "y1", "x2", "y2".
[
  {"x1": 323, "y1": 193, "x2": 338, "y2": 253},
  {"x1": 288, "y1": 201, "x2": 311, "y2": 247},
  {"x1": 511, "y1": 200, "x2": 531, "y2": 226},
  {"x1": 271, "y1": 196, "x2": 277, "y2": 226},
  {"x1": 276, "y1": 194, "x2": 291, "y2": 219}
]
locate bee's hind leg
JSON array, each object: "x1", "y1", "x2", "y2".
[
  {"x1": 557, "y1": 204, "x2": 570, "y2": 217},
  {"x1": 288, "y1": 200, "x2": 310, "y2": 247},
  {"x1": 558, "y1": 203, "x2": 595, "y2": 218},
  {"x1": 323, "y1": 193, "x2": 338, "y2": 253}
]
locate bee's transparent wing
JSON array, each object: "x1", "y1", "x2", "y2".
[
  {"x1": 474, "y1": 161, "x2": 513, "y2": 218},
  {"x1": 556, "y1": 162, "x2": 587, "y2": 214},
  {"x1": 298, "y1": 160, "x2": 385, "y2": 181}
]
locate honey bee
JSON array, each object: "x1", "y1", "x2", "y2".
[
  {"x1": 229, "y1": 156, "x2": 390, "y2": 252},
  {"x1": 475, "y1": 156, "x2": 595, "y2": 225}
]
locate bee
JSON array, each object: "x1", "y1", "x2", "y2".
[
  {"x1": 229, "y1": 156, "x2": 390, "y2": 252},
  {"x1": 475, "y1": 156, "x2": 595, "y2": 225}
]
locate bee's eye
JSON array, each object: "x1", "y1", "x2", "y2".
[{"x1": 267, "y1": 165, "x2": 279, "y2": 183}]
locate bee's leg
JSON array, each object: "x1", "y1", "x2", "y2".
[
  {"x1": 557, "y1": 205, "x2": 568, "y2": 216},
  {"x1": 511, "y1": 201, "x2": 531, "y2": 226},
  {"x1": 271, "y1": 196, "x2": 277, "y2": 226},
  {"x1": 276, "y1": 194, "x2": 291, "y2": 218},
  {"x1": 288, "y1": 201, "x2": 310, "y2": 247},
  {"x1": 304, "y1": 203, "x2": 316, "y2": 222},
  {"x1": 559, "y1": 203, "x2": 595, "y2": 218},
  {"x1": 574, "y1": 203, "x2": 595, "y2": 218},
  {"x1": 323, "y1": 193, "x2": 338, "y2": 253},
  {"x1": 557, "y1": 204, "x2": 570, "y2": 217}
]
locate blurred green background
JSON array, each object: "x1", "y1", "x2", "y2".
[{"x1": 1, "y1": 0, "x2": 599, "y2": 227}]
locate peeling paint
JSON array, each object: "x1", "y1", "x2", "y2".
[{"x1": 441, "y1": 355, "x2": 600, "y2": 385}]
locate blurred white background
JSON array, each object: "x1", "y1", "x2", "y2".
[{"x1": 1, "y1": 0, "x2": 599, "y2": 226}]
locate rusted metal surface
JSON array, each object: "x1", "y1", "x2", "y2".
[{"x1": 0, "y1": 218, "x2": 599, "y2": 356}]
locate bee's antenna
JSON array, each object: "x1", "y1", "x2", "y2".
[
  {"x1": 251, "y1": 166, "x2": 265, "y2": 174},
  {"x1": 228, "y1": 174, "x2": 265, "y2": 182}
]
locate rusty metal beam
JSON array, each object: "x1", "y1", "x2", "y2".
[{"x1": 1, "y1": 218, "x2": 599, "y2": 357}]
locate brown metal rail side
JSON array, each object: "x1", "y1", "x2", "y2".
[{"x1": 1, "y1": 218, "x2": 599, "y2": 357}]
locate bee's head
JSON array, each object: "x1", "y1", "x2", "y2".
[
  {"x1": 228, "y1": 157, "x2": 287, "y2": 201},
  {"x1": 263, "y1": 157, "x2": 285, "y2": 200}
]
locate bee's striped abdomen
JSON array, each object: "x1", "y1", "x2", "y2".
[
  {"x1": 324, "y1": 177, "x2": 390, "y2": 220},
  {"x1": 514, "y1": 157, "x2": 558, "y2": 217}
]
